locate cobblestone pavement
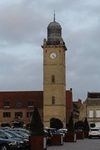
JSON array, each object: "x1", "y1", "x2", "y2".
[{"x1": 48, "y1": 139, "x2": 100, "y2": 150}]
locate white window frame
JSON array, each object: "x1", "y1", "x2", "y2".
[
  {"x1": 96, "y1": 110, "x2": 100, "y2": 118},
  {"x1": 88, "y1": 110, "x2": 94, "y2": 118}
]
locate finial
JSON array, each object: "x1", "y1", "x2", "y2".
[{"x1": 54, "y1": 10, "x2": 55, "y2": 22}]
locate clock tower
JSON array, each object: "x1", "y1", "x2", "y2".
[{"x1": 42, "y1": 16, "x2": 67, "y2": 127}]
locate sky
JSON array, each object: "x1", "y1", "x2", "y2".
[{"x1": 0, "y1": 0, "x2": 100, "y2": 101}]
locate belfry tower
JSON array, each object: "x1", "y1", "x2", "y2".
[{"x1": 42, "y1": 15, "x2": 67, "y2": 127}]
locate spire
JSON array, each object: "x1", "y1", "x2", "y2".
[{"x1": 54, "y1": 10, "x2": 55, "y2": 22}]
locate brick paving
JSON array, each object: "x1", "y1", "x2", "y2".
[{"x1": 48, "y1": 139, "x2": 100, "y2": 150}]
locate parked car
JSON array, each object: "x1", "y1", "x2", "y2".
[
  {"x1": 4, "y1": 129, "x2": 29, "y2": 149},
  {"x1": 12, "y1": 128, "x2": 30, "y2": 138},
  {"x1": 13, "y1": 128, "x2": 30, "y2": 135},
  {"x1": 44, "y1": 128, "x2": 56, "y2": 146},
  {"x1": 0, "y1": 138, "x2": 18, "y2": 150},
  {"x1": 89, "y1": 127, "x2": 100, "y2": 138},
  {"x1": 0, "y1": 129, "x2": 25, "y2": 149},
  {"x1": 57, "y1": 128, "x2": 68, "y2": 137}
]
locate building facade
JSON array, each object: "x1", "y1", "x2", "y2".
[
  {"x1": 0, "y1": 90, "x2": 73, "y2": 127},
  {"x1": 86, "y1": 92, "x2": 100, "y2": 127},
  {"x1": 79, "y1": 100, "x2": 86, "y2": 121},
  {"x1": 42, "y1": 16, "x2": 67, "y2": 127},
  {"x1": 0, "y1": 91, "x2": 43, "y2": 126}
]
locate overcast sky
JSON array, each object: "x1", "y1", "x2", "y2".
[{"x1": 0, "y1": 0, "x2": 100, "y2": 100}]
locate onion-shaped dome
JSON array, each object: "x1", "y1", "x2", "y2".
[
  {"x1": 48, "y1": 21, "x2": 61, "y2": 31},
  {"x1": 47, "y1": 19, "x2": 62, "y2": 45}
]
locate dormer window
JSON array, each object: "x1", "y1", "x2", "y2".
[
  {"x1": 3, "y1": 100, "x2": 10, "y2": 108},
  {"x1": 28, "y1": 101, "x2": 34, "y2": 108},
  {"x1": 16, "y1": 101, "x2": 22, "y2": 108}
]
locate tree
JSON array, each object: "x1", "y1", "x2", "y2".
[
  {"x1": 50, "y1": 118, "x2": 63, "y2": 129},
  {"x1": 30, "y1": 107, "x2": 44, "y2": 136},
  {"x1": 68, "y1": 113, "x2": 74, "y2": 133},
  {"x1": 74, "y1": 121, "x2": 84, "y2": 130},
  {"x1": 84, "y1": 117, "x2": 89, "y2": 131}
]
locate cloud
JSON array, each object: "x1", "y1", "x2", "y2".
[
  {"x1": 0, "y1": 48, "x2": 43, "y2": 91},
  {"x1": 0, "y1": 0, "x2": 100, "y2": 100},
  {"x1": 0, "y1": 1, "x2": 47, "y2": 45}
]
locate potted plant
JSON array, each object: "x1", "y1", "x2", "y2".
[
  {"x1": 83, "y1": 117, "x2": 90, "y2": 138},
  {"x1": 29, "y1": 107, "x2": 45, "y2": 150},
  {"x1": 64, "y1": 113, "x2": 76, "y2": 142},
  {"x1": 49, "y1": 118, "x2": 64, "y2": 145},
  {"x1": 74, "y1": 121, "x2": 84, "y2": 139}
]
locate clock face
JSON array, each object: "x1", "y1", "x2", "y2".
[{"x1": 50, "y1": 52, "x2": 57, "y2": 59}]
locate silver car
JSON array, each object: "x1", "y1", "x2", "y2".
[{"x1": 89, "y1": 127, "x2": 100, "y2": 138}]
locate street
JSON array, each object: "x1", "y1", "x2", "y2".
[{"x1": 48, "y1": 139, "x2": 100, "y2": 150}]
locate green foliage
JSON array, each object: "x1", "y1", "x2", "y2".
[
  {"x1": 68, "y1": 113, "x2": 74, "y2": 133},
  {"x1": 84, "y1": 117, "x2": 90, "y2": 131},
  {"x1": 30, "y1": 107, "x2": 44, "y2": 136},
  {"x1": 50, "y1": 118, "x2": 63, "y2": 129},
  {"x1": 74, "y1": 118, "x2": 90, "y2": 132},
  {"x1": 74, "y1": 121, "x2": 84, "y2": 130}
]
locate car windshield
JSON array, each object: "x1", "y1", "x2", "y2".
[
  {"x1": 91, "y1": 129, "x2": 99, "y2": 131},
  {"x1": 14, "y1": 130, "x2": 29, "y2": 137},
  {"x1": 6, "y1": 130, "x2": 22, "y2": 138},
  {"x1": 0, "y1": 130, "x2": 14, "y2": 138},
  {"x1": 4, "y1": 131, "x2": 16, "y2": 138}
]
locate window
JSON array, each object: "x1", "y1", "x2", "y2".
[
  {"x1": 52, "y1": 96, "x2": 55, "y2": 105},
  {"x1": 15, "y1": 112, "x2": 23, "y2": 118},
  {"x1": 88, "y1": 110, "x2": 94, "y2": 118},
  {"x1": 3, "y1": 101, "x2": 10, "y2": 108},
  {"x1": 27, "y1": 101, "x2": 34, "y2": 107},
  {"x1": 3, "y1": 112, "x2": 11, "y2": 118},
  {"x1": 16, "y1": 101, "x2": 22, "y2": 108},
  {"x1": 96, "y1": 110, "x2": 100, "y2": 118},
  {"x1": 51, "y1": 75, "x2": 55, "y2": 83},
  {"x1": 27, "y1": 112, "x2": 33, "y2": 118}
]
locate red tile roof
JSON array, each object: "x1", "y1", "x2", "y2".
[{"x1": 0, "y1": 91, "x2": 43, "y2": 108}]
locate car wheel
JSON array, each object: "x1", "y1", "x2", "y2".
[{"x1": 1, "y1": 145, "x2": 8, "y2": 150}]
